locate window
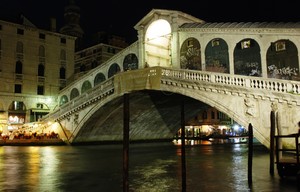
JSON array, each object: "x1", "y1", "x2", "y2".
[
  {"x1": 10, "y1": 101, "x2": 25, "y2": 110},
  {"x1": 60, "y1": 38, "x2": 66, "y2": 44},
  {"x1": 60, "y1": 50, "x2": 66, "y2": 60},
  {"x1": 15, "y1": 84, "x2": 22, "y2": 93},
  {"x1": 39, "y1": 46, "x2": 45, "y2": 57},
  {"x1": 91, "y1": 60, "x2": 98, "y2": 68},
  {"x1": 16, "y1": 42, "x2": 23, "y2": 53},
  {"x1": 39, "y1": 33, "x2": 45, "y2": 39},
  {"x1": 0, "y1": 39, "x2": 2, "y2": 60},
  {"x1": 15, "y1": 61, "x2": 22, "y2": 74},
  {"x1": 38, "y1": 64, "x2": 45, "y2": 76},
  {"x1": 108, "y1": 47, "x2": 116, "y2": 54},
  {"x1": 8, "y1": 101, "x2": 25, "y2": 124},
  {"x1": 241, "y1": 40, "x2": 251, "y2": 49},
  {"x1": 17, "y1": 28, "x2": 24, "y2": 35},
  {"x1": 211, "y1": 111, "x2": 215, "y2": 119},
  {"x1": 212, "y1": 39, "x2": 220, "y2": 47},
  {"x1": 80, "y1": 64, "x2": 86, "y2": 72},
  {"x1": 275, "y1": 41, "x2": 286, "y2": 51},
  {"x1": 202, "y1": 111, "x2": 207, "y2": 119},
  {"x1": 80, "y1": 52, "x2": 86, "y2": 57},
  {"x1": 37, "y1": 103, "x2": 44, "y2": 109},
  {"x1": 37, "y1": 85, "x2": 44, "y2": 95},
  {"x1": 60, "y1": 67, "x2": 66, "y2": 79}
]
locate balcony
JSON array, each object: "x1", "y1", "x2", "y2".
[
  {"x1": 15, "y1": 74, "x2": 23, "y2": 82},
  {"x1": 37, "y1": 76, "x2": 45, "y2": 84}
]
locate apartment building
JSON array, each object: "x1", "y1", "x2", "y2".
[{"x1": 0, "y1": 19, "x2": 76, "y2": 133}]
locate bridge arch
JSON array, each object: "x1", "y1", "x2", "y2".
[
  {"x1": 108, "y1": 63, "x2": 121, "y2": 78},
  {"x1": 180, "y1": 37, "x2": 201, "y2": 70},
  {"x1": 205, "y1": 38, "x2": 229, "y2": 73},
  {"x1": 267, "y1": 39, "x2": 299, "y2": 80},
  {"x1": 67, "y1": 83, "x2": 266, "y2": 145},
  {"x1": 123, "y1": 53, "x2": 138, "y2": 71},
  {"x1": 94, "y1": 72, "x2": 106, "y2": 86},
  {"x1": 179, "y1": 35, "x2": 300, "y2": 81},
  {"x1": 145, "y1": 19, "x2": 171, "y2": 67},
  {"x1": 59, "y1": 95, "x2": 68, "y2": 106},
  {"x1": 70, "y1": 88, "x2": 80, "y2": 101},
  {"x1": 234, "y1": 38, "x2": 262, "y2": 77},
  {"x1": 81, "y1": 80, "x2": 92, "y2": 94}
]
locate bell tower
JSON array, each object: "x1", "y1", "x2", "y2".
[{"x1": 59, "y1": 0, "x2": 84, "y2": 50}]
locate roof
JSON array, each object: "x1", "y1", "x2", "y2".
[
  {"x1": 180, "y1": 22, "x2": 300, "y2": 29},
  {"x1": 134, "y1": 9, "x2": 204, "y2": 30}
]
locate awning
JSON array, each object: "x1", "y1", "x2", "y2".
[{"x1": 30, "y1": 108, "x2": 50, "y2": 113}]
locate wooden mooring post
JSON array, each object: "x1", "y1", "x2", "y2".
[
  {"x1": 123, "y1": 93, "x2": 129, "y2": 192},
  {"x1": 270, "y1": 111, "x2": 276, "y2": 176},
  {"x1": 248, "y1": 123, "x2": 253, "y2": 188}
]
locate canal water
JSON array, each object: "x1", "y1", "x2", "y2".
[{"x1": 0, "y1": 141, "x2": 298, "y2": 192}]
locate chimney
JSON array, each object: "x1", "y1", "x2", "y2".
[{"x1": 50, "y1": 17, "x2": 57, "y2": 32}]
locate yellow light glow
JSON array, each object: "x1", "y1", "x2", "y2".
[{"x1": 146, "y1": 19, "x2": 171, "y2": 43}]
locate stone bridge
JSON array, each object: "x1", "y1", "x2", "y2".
[
  {"x1": 42, "y1": 66, "x2": 300, "y2": 148},
  {"x1": 40, "y1": 9, "x2": 300, "y2": 148}
]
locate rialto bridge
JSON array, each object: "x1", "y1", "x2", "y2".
[{"x1": 41, "y1": 9, "x2": 300, "y2": 148}]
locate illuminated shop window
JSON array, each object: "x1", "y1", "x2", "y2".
[
  {"x1": 8, "y1": 115, "x2": 25, "y2": 124},
  {"x1": 8, "y1": 101, "x2": 26, "y2": 124}
]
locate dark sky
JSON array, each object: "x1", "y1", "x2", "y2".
[{"x1": 0, "y1": 0, "x2": 299, "y2": 44}]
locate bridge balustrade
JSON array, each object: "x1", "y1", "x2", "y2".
[
  {"x1": 161, "y1": 68, "x2": 300, "y2": 95},
  {"x1": 46, "y1": 79, "x2": 115, "y2": 121}
]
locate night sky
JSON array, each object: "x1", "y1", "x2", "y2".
[{"x1": 0, "y1": 0, "x2": 299, "y2": 44}]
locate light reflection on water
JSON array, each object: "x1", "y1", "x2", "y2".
[
  {"x1": 0, "y1": 146, "x2": 62, "y2": 191},
  {"x1": 0, "y1": 142, "x2": 298, "y2": 192},
  {"x1": 130, "y1": 159, "x2": 179, "y2": 192}
]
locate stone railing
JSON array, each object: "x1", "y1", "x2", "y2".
[
  {"x1": 43, "y1": 78, "x2": 115, "y2": 121},
  {"x1": 161, "y1": 68, "x2": 300, "y2": 95}
]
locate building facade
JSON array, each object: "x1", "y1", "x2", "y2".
[
  {"x1": 183, "y1": 106, "x2": 244, "y2": 139},
  {"x1": 73, "y1": 42, "x2": 125, "y2": 80},
  {"x1": 0, "y1": 19, "x2": 76, "y2": 133},
  {"x1": 0, "y1": 0, "x2": 126, "y2": 135}
]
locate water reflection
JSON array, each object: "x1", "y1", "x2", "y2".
[
  {"x1": 130, "y1": 159, "x2": 180, "y2": 192},
  {"x1": 0, "y1": 143, "x2": 298, "y2": 191},
  {"x1": 0, "y1": 146, "x2": 60, "y2": 191},
  {"x1": 172, "y1": 138, "x2": 248, "y2": 146},
  {"x1": 25, "y1": 147, "x2": 40, "y2": 189},
  {"x1": 0, "y1": 147, "x2": 23, "y2": 190},
  {"x1": 230, "y1": 145, "x2": 249, "y2": 192},
  {"x1": 38, "y1": 147, "x2": 61, "y2": 191}
]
